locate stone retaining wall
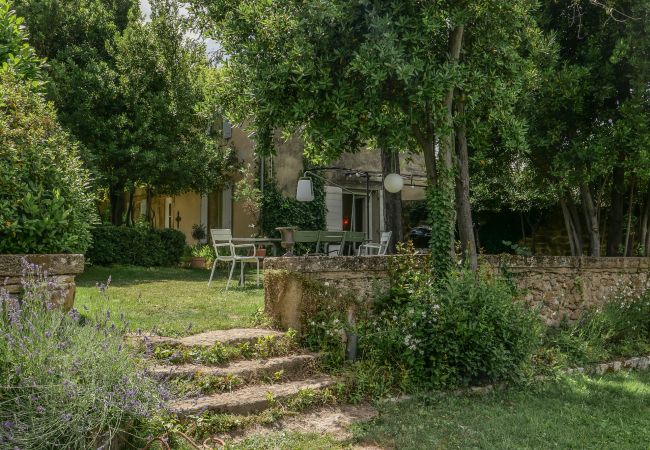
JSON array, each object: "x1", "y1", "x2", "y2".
[
  {"x1": 0, "y1": 254, "x2": 85, "y2": 310},
  {"x1": 264, "y1": 255, "x2": 650, "y2": 329}
]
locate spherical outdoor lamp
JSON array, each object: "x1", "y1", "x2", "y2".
[
  {"x1": 384, "y1": 173, "x2": 404, "y2": 193},
  {"x1": 296, "y1": 177, "x2": 314, "y2": 202}
]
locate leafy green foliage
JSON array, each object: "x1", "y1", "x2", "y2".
[
  {"x1": 0, "y1": 73, "x2": 96, "y2": 254},
  {"x1": 260, "y1": 177, "x2": 326, "y2": 239},
  {"x1": 0, "y1": 0, "x2": 43, "y2": 83},
  {"x1": 361, "y1": 270, "x2": 541, "y2": 388},
  {"x1": 85, "y1": 224, "x2": 185, "y2": 266},
  {"x1": 13, "y1": 0, "x2": 235, "y2": 224},
  {"x1": 0, "y1": 260, "x2": 160, "y2": 449}
]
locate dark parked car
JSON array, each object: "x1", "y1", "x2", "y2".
[{"x1": 409, "y1": 226, "x2": 431, "y2": 248}]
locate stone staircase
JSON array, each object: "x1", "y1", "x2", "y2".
[{"x1": 134, "y1": 328, "x2": 337, "y2": 417}]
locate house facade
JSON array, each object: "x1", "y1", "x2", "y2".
[{"x1": 130, "y1": 120, "x2": 428, "y2": 244}]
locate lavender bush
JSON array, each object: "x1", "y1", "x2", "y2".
[{"x1": 0, "y1": 260, "x2": 161, "y2": 449}]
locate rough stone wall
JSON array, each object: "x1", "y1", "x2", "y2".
[
  {"x1": 264, "y1": 255, "x2": 650, "y2": 329},
  {"x1": 0, "y1": 254, "x2": 85, "y2": 311}
]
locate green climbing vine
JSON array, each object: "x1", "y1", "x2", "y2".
[
  {"x1": 260, "y1": 171, "x2": 326, "y2": 238},
  {"x1": 427, "y1": 179, "x2": 456, "y2": 282}
]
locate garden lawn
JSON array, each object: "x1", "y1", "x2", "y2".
[
  {"x1": 75, "y1": 265, "x2": 264, "y2": 336},
  {"x1": 353, "y1": 370, "x2": 650, "y2": 449}
]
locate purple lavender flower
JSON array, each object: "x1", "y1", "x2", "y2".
[
  {"x1": 36, "y1": 406, "x2": 45, "y2": 414},
  {"x1": 2, "y1": 421, "x2": 13, "y2": 429},
  {"x1": 67, "y1": 308, "x2": 81, "y2": 323}
]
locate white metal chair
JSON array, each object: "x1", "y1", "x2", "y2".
[
  {"x1": 208, "y1": 229, "x2": 260, "y2": 290},
  {"x1": 358, "y1": 231, "x2": 392, "y2": 256}
]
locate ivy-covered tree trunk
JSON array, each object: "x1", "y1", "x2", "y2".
[
  {"x1": 454, "y1": 91, "x2": 477, "y2": 270},
  {"x1": 380, "y1": 147, "x2": 403, "y2": 253}
]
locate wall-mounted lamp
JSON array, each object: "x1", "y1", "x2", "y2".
[
  {"x1": 296, "y1": 177, "x2": 314, "y2": 202},
  {"x1": 384, "y1": 173, "x2": 404, "y2": 193},
  {"x1": 175, "y1": 211, "x2": 182, "y2": 229}
]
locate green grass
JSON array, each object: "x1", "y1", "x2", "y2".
[
  {"x1": 354, "y1": 370, "x2": 650, "y2": 449},
  {"x1": 75, "y1": 265, "x2": 264, "y2": 336}
]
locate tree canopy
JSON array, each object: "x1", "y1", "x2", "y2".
[{"x1": 13, "y1": 0, "x2": 235, "y2": 225}]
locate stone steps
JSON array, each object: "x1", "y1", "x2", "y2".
[
  {"x1": 129, "y1": 328, "x2": 285, "y2": 348},
  {"x1": 169, "y1": 376, "x2": 337, "y2": 416},
  {"x1": 150, "y1": 353, "x2": 320, "y2": 381}
]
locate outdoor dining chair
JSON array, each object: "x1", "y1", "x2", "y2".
[
  {"x1": 315, "y1": 231, "x2": 346, "y2": 256},
  {"x1": 344, "y1": 231, "x2": 366, "y2": 255},
  {"x1": 293, "y1": 230, "x2": 321, "y2": 255},
  {"x1": 358, "y1": 231, "x2": 392, "y2": 256},
  {"x1": 207, "y1": 229, "x2": 260, "y2": 290}
]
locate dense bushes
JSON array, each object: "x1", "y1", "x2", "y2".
[
  {"x1": 86, "y1": 225, "x2": 185, "y2": 266},
  {"x1": 0, "y1": 260, "x2": 161, "y2": 448},
  {"x1": 357, "y1": 270, "x2": 540, "y2": 389},
  {"x1": 0, "y1": 73, "x2": 97, "y2": 254},
  {"x1": 306, "y1": 244, "x2": 541, "y2": 392}
]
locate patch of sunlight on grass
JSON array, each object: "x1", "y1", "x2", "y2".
[
  {"x1": 353, "y1": 370, "x2": 650, "y2": 450},
  {"x1": 75, "y1": 265, "x2": 264, "y2": 336}
]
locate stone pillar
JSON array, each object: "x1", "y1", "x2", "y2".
[{"x1": 0, "y1": 254, "x2": 85, "y2": 311}]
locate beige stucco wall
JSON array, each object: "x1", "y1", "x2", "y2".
[{"x1": 141, "y1": 124, "x2": 429, "y2": 242}]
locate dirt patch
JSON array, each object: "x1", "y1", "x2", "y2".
[{"x1": 219, "y1": 403, "x2": 380, "y2": 447}]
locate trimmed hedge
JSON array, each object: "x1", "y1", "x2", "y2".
[{"x1": 86, "y1": 225, "x2": 186, "y2": 266}]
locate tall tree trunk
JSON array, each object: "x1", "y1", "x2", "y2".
[
  {"x1": 580, "y1": 183, "x2": 601, "y2": 256},
  {"x1": 381, "y1": 147, "x2": 403, "y2": 254},
  {"x1": 606, "y1": 152, "x2": 626, "y2": 256},
  {"x1": 412, "y1": 125, "x2": 437, "y2": 187},
  {"x1": 441, "y1": 26, "x2": 464, "y2": 171},
  {"x1": 125, "y1": 189, "x2": 135, "y2": 226},
  {"x1": 146, "y1": 187, "x2": 153, "y2": 224},
  {"x1": 567, "y1": 196, "x2": 584, "y2": 255},
  {"x1": 624, "y1": 180, "x2": 635, "y2": 256},
  {"x1": 560, "y1": 196, "x2": 578, "y2": 256},
  {"x1": 438, "y1": 25, "x2": 465, "y2": 261},
  {"x1": 453, "y1": 91, "x2": 477, "y2": 270},
  {"x1": 109, "y1": 183, "x2": 126, "y2": 226},
  {"x1": 640, "y1": 188, "x2": 650, "y2": 257}
]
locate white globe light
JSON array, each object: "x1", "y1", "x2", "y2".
[
  {"x1": 296, "y1": 177, "x2": 314, "y2": 202},
  {"x1": 384, "y1": 173, "x2": 404, "y2": 193}
]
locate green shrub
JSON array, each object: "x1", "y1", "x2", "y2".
[
  {"x1": 0, "y1": 259, "x2": 161, "y2": 449},
  {"x1": 355, "y1": 246, "x2": 541, "y2": 389},
  {"x1": 0, "y1": 73, "x2": 96, "y2": 254},
  {"x1": 85, "y1": 224, "x2": 186, "y2": 266},
  {"x1": 541, "y1": 285, "x2": 650, "y2": 366},
  {"x1": 260, "y1": 177, "x2": 326, "y2": 238}
]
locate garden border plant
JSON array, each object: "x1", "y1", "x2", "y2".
[{"x1": 0, "y1": 259, "x2": 162, "y2": 449}]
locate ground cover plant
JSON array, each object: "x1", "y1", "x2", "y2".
[
  {"x1": 539, "y1": 283, "x2": 650, "y2": 369},
  {"x1": 75, "y1": 265, "x2": 264, "y2": 335},
  {"x1": 151, "y1": 331, "x2": 299, "y2": 365},
  {"x1": 0, "y1": 260, "x2": 161, "y2": 449}
]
